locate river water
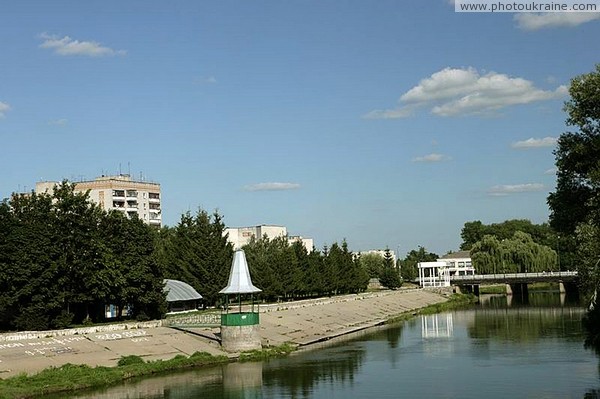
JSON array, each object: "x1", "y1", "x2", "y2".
[{"x1": 54, "y1": 292, "x2": 598, "y2": 399}]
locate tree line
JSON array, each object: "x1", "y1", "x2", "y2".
[
  {"x1": 0, "y1": 183, "x2": 165, "y2": 331},
  {"x1": 0, "y1": 184, "x2": 392, "y2": 331}
]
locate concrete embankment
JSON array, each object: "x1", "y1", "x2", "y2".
[{"x1": 0, "y1": 288, "x2": 449, "y2": 378}]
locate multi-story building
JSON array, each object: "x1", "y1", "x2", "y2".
[
  {"x1": 35, "y1": 174, "x2": 161, "y2": 227},
  {"x1": 224, "y1": 224, "x2": 313, "y2": 252}
]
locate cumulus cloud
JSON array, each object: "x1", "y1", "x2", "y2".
[
  {"x1": 244, "y1": 182, "x2": 301, "y2": 192},
  {"x1": 515, "y1": 12, "x2": 600, "y2": 30},
  {"x1": 488, "y1": 183, "x2": 545, "y2": 196},
  {"x1": 365, "y1": 67, "x2": 567, "y2": 118},
  {"x1": 412, "y1": 153, "x2": 452, "y2": 162},
  {"x1": 0, "y1": 101, "x2": 10, "y2": 118},
  {"x1": 39, "y1": 33, "x2": 126, "y2": 57},
  {"x1": 511, "y1": 136, "x2": 557, "y2": 148}
]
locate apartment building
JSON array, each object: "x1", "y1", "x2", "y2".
[
  {"x1": 224, "y1": 224, "x2": 314, "y2": 252},
  {"x1": 36, "y1": 174, "x2": 162, "y2": 227}
]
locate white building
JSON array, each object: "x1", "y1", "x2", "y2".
[
  {"x1": 438, "y1": 251, "x2": 475, "y2": 277},
  {"x1": 224, "y1": 225, "x2": 313, "y2": 252},
  {"x1": 35, "y1": 174, "x2": 162, "y2": 227},
  {"x1": 418, "y1": 251, "x2": 474, "y2": 288},
  {"x1": 418, "y1": 261, "x2": 451, "y2": 287}
]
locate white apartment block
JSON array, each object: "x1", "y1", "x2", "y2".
[
  {"x1": 224, "y1": 225, "x2": 314, "y2": 252},
  {"x1": 35, "y1": 174, "x2": 162, "y2": 227}
]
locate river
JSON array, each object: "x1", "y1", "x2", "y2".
[{"x1": 50, "y1": 291, "x2": 598, "y2": 399}]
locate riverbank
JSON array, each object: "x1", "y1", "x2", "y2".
[{"x1": 0, "y1": 288, "x2": 453, "y2": 398}]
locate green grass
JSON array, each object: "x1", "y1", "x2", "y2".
[
  {"x1": 418, "y1": 294, "x2": 478, "y2": 315},
  {"x1": 0, "y1": 352, "x2": 229, "y2": 399},
  {"x1": 239, "y1": 343, "x2": 297, "y2": 362},
  {"x1": 479, "y1": 284, "x2": 507, "y2": 295}
]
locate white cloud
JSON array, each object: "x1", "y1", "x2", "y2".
[
  {"x1": 511, "y1": 136, "x2": 557, "y2": 148},
  {"x1": 362, "y1": 107, "x2": 415, "y2": 119},
  {"x1": 515, "y1": 12, "x2": 600, "y2": 30},
  {"x1": 412, "y1": 153, "x2": 452, "y2": 162},
  {"x1": 193, "y1": 76, "x2": 218, "y2": 85},
  {"x1": 244, "y1": 182, "x2": 301, "y2": 192},
  {"x1": 39, "y1": 33, "x2": 126, "y2": 57},
  {"x1": 488, "y1": 183, "x2": 545, "y2": 196},
  {"x1": 0, "y1": 101, "x2": 10, "y2": 118},
  {"x1": 48, "y1": 118, "x2": 68, "y2": 126},
  {"x1": 366, "y1": 67, "x2": 567, "y2": 118},
  {"x1": 544, "y1": 167, "x2": 557, "y2": 175}
]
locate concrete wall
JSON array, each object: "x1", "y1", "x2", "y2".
[{"x1": 221, "y1": 325, "x2": 262, "y2": 352}]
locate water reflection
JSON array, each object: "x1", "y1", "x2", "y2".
[
  {"x1": 263, "y1": 344, "x2": 366, "y2": 399},
  {"x1": 421, "y1": 314, "x2": 454, "y2": 339},
  {"x1": 41, "y1": 291, "x2": 597, "y2": 399}
]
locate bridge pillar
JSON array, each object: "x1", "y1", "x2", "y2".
[
  {"x1": 505, "y1": 284, "x2": 513, "y2": 296},
  {"x1": 453, "y1": 285, "x2": 462, "y2": 294},
  {"x1": 509, "y1": 283, "x2": 529, "y2": 301},
  {"x1": 461, "y1": 284, "x2": 480, "y2": 296},
  {"x1": 559, "y1": 281, "x2": 579, "y2": 297}
]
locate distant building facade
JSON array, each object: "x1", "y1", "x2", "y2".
[
  {"x1": 418, "y1": 250, "x2": 474, "y2": 288},
  {"x1": 224, "y1": 224, "x2": 313, "y2": 252},
  {"x1": 36, "y1": 174, "x2": 162, "y2": 227},
  {"x1": 437, "y1": 251, "x2": 474, "y2": 277}
]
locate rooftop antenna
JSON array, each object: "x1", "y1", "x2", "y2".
[
  {"x1": 128, "y1": 162, "x2": 131, "y2": 176},
  {"x1": 119, "y1": 163, "x2": 122, "y2": 176}
]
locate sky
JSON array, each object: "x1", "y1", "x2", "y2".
[{"x1": 1, "y1": 1, "x2": 599, "y2": 256}]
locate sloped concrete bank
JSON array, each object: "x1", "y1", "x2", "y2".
[{"x1": 0, "y1": 288, "x2": 449, "y2": 378}]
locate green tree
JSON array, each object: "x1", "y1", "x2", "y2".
[
  {"x1": 471, "y1": 232, "x2": 557, "y2": 274},
  {"x1": 359, "y1": 253, "x2": 384, "y2": 279},
  {"x1": 400, "y1": 246, "x2": 438, "y2": 281},
  {"x1": 548, "y1": 64, "x2": 600, "y2": 273},
  {"x1": 158, "y1": 210, "x2": 233, "y2": 306},
  {"x1": 379, "y1": 248, "x2": 402, "y2": 289}
]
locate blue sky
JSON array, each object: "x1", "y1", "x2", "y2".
[{"x1": 1, "y1": 1, "x2": 599, "y2": 255}]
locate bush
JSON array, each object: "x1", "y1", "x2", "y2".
[{"x1": 117, "y1": 355, "x2": 145, "y2": 367}]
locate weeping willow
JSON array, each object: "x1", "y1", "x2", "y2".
[{"x1": 471, "y1": 232, "x2": 557, "y2": 274}]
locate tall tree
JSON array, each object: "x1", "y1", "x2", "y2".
[
  {"x1": 379, "y1": 248, "x2": 402, "y2": 289},
  {"x1": 400, "y1": 246, "x2": 438, "y2": 281},
  {"x1": 158, "y1": 210, "x2": 233, "y2": 306},
  {"x1": 548, "y1": 65, "x2": 600, "y2": 272}
]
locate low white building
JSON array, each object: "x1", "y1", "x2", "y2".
[
  {"x1": 418, "y1": 250, "x2": 474, "y2": 288},
  {"x1": 438, "y1": 251, "x2": 475, "y2": 277},
  {"x1": 418, "y1": 261, "x2": 451, "y2": 287}
]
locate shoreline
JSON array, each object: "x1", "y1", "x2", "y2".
[{"x1": 0, "y1": 288, "x2": 462, "y2": 398}]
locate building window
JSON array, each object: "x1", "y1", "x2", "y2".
[{"x1": 149, "y1": 192, "x2": 160, "y2": 200}]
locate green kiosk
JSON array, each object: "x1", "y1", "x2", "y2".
[{"x1": 219, "y1": 249, "x2": 262, "y2": 352}]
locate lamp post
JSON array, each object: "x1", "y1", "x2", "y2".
[{"x1": 556, "y1": 235, "x2": 560, "y2": 272}]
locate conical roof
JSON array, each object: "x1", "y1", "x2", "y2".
[{"x1": 219, "y1": 249, "x2": 262, "y2": 294}]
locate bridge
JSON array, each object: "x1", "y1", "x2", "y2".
[{"x1": 450, "y1": 271, "x2": 578, "y2": 296}]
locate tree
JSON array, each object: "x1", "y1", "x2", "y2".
[
  {"x1": 158, "y1": 209, "x2": 233, "y2": 306},
  {"x1": 359, "y1": 253, "x2": 384, "y2": 279},
  {"x1": 400, "y1": 246, "x2": 438, "y2": 281},
  {"x1": 379, "y1": 248, "x2": 402, "y2": 289},
  {"x1": 470, "y1": 232, "x2": 557, "y2": 274},
  {"x1": 548, "y1": 65, "x2": 600, "y2": 271}
]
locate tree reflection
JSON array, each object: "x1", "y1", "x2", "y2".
[{"x1": 262, "y1": 344, "x2": 367, "y2": 399}]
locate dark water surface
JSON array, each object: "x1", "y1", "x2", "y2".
[{"x1": 53, "y1": 292, "x2": 599, "y2": 399}]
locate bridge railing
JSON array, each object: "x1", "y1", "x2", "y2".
[{"x1": 450, "y1": 271, "x2": 577, "y2": 283}]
